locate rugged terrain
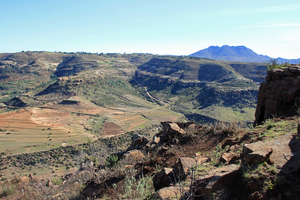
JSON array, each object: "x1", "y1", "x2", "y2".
[
  {"x1": 1, "y1": 115, "x2": 299, "y2": 199},
  {"x1": 0, "y1": 53, "x2": 300, "y2": 199},
  {"x1": 0, "y1": 51, "x2": 268, "y2": 195},
  {"x1": 0, "y1": 52, "x2": 266, "y2": 154}
]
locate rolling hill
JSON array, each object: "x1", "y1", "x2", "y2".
[{"x1": 0, "y1": 51, "x2": 268, "y2": 156}]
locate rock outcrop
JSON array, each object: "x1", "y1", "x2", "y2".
[
  {"x1": 243, "y1": 134, "x2": 300, "y2": 174},
  {"x1": 254, "y1": 65, "x2": 300, "y2": 125},
  {"x1": 149, "y1": 121, "x2": 198, "y2": 148},
  {"x1": 156, "y1": 186, "x2": 189, "y2": 200},
  {"x1": 121, "y1": 150, "x2": 145, "y2": 163},
  {"x1": 153, "y1": 168, "x2": 174, "y2": 190},
  {"x1": 126, "y1": 134, "x2": 149, "y2": 151},
  {"x1": 194, "y1": 164, "x2": 240, "y2": 199}
]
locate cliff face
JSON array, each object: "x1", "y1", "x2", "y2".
[
  {"x1": 254, "y1": 65, "x2": 300, "y2": 125},
  {"x1": 54, "y1": 56, "x2": 99, "y2": 77}
]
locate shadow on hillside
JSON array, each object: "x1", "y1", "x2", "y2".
[
  {"x1": 185, "y1": 113, "x2": 218, "y2": 124},
  {"x1": 280, "y1": 135, "x2": 300, "y2": 175}
]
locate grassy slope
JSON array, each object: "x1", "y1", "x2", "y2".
[
  {"x1": 0, "y1": 53, "x2": 185, "y2": 157},
  {"x1": 132, "y1": 56, "x2": 261, "y2": 124}
]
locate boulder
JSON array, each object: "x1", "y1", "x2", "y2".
[
  {"x1": 243, "y1": 134, "x2": 300, "y2": 174},
  {"x1": 20, "y1": 176, "x2": 30, "y2": 185},
  {"x1": 124, "y1": 165, "x2": 135, "y2": 169},
  {"x1": 254, "y1": 65, "x2": 300, "y2": 125},
  {"x1": 153, "y1": 136, "x2": 160, "y2": 144},
  {"x1": 121, "y1": 150, "x2": 145, "y2": 163},
  {"x1": 195, "y1": 153, "x2": 209, "y2": 164},
  {"x1": 153, "y1": 168, "x2": 173, "y2": 190},
  {"x1": 245, "y1": 148, "x2": 272, "y2": 164},
  {"x1": 243, "y1": 142, "x2": 273, "y2": 164},
  {"x1": 220, "y1": 152, "x2": 240, "y2": 164},
  {"x1": 160, "y1": 122, "x2": 186, "y2": 143},
  {"x1": 46, "y1": 180, "x2": 52, "y2": 187},
  {"x1": 173, "y1": 157, "x2": 195, "y2": 180},
  {"x1": 143, "y1": 166, "x2": 152, "y2": 174},
  {"x1": 156, "y1": 186, "x2": 189, "y2": 200},
  {"x1": 127, "y1": 134, "x2": 149, "y2": 151},
  {"x1": 194, "y1": 164, "x2": 240, "y2": 199}
]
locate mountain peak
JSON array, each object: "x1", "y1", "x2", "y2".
[
  {"x1": 189, "y1": 45, "x2": 269, "y2": 63},
  {"x1": 190, "y1": 45, "x2": 300, "y2": 63}
]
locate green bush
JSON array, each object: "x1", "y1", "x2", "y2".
[
  {"x1": 52, "y1": 177, "x2": 63, "y2": 185},
  {"x1": 264, "y1": 118, "x2": 276, "y2": 130},
  {"x1": 118, "y1": 171, "x2": 154, "y2": 199},
  {"x1": 105, "y1": 155, "x2": 119, "y2": 167},
  {"x1": 267, "y1": 59, "x2": 290, "y2": 71}
]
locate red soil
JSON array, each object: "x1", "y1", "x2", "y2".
[{"x1": 101, "y1": 122, "x2": 123, "y2": 136}]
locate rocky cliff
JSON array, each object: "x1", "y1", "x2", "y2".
[{"x1": 254, "y1": 64, "x2": 300, "y2": 125}]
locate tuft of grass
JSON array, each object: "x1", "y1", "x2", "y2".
[
  {"x1": 264, "y1": 119, "x2": 276, "y2": 130},
  {"x1": 52, "y1": 177, "x2": 63, "y2": 185},
  {"x1": 0, "y1": 183, "x2": 15, "y2": 198},
  {"x1": 117, "y1": 169, "x2": 154, "y2": 199}
]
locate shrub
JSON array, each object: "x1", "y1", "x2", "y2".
[
  {"x1": 117, "y1": 170, "x2": 154, "y2": 199},
  {"x1": 264, "y1": 118, "x2": 276, "y2": 130},
  {"x1": 267, "y1": 59, "x2": 290, "y2": 71},
  {"x1": 105, "y1": 155, "x2": 119, "y2": 167},
  {"x1": 52, "y1": 177, "x2": 63, "y2": 185},
  {"x1": 0, "y1": 184, "x2": 15, "y2": 198}
]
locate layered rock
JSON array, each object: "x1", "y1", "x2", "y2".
[
  {"x1": 243, "y1": 134, "x2": 300, "y2": 174},
  {"x1": 254, "y1": 65, "x2": 300, "y2": 125},
  {"x1": 194, "y1": 164, "x2": 240, "y2": 199}
]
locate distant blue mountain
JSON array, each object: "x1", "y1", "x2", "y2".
[{"x1": 189, "y1": 45, "x2": 300, "y2": 64}]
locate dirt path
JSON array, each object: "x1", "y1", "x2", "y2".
[{"x1": 132, "y1": 78, "x2": 166, "y2": 105}]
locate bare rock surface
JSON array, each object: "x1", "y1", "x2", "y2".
[
  {"x1": 127, "y1": 134, "x2": 149, "y2": 151},
  {"x1": 121, "y1": 149, "x2": 145, "y2": 163},
  {"x1": 243, "y1": 134, "x2": 300, "y2": 174},
  {"x1": 254, "y1": 65, "x2": 300, "y2": 125},
  {"x1": 156, "y1": 186, "x2": 189, "y2": 200},
  {"x1": 173, "y1": 157, "x2": 196, "y2": 180},
  {"x1": 194, "y1": 164, "x2": 240, "y2": 199},
  {"x1": 220, "y1": 152, "x2": 239, "y2": 164},
  {"x1": 20, "y1": 176, "x2": 30, "y2": 185},
  {"x1": 153, "y1": 168, "x2": 173, "y2": 190}
]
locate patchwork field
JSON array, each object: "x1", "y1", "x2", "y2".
[
  {"x1": 0, "y1": 95, "x2": 183, "y2": 156},
  {"x1": 0, "y1": 108, "x2": 88, "y2": 155}
]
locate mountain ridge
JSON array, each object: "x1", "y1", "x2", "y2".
[{"x1": 190, "y1": 45, "x2": 300, "y2": 64}]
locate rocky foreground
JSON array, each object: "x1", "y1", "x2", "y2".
[{"x1": 0, "y1": 117, "x2": 300, "y2": 199}]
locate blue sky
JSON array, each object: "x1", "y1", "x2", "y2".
[{"x1": 1, "y1": 0, "x2": 300, "y2": 59}]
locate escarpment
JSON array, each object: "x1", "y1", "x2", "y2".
[{"x1": 254, "y1": 64, "x2": 300, "y2": 125}]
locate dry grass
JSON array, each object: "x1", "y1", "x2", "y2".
[{"x1": 196, "y1": 120, "x2": 238, "y2": 136}]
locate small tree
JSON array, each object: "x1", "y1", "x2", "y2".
[{"x1": 267, "y1": 59, "x2": 290, "y2": 71}]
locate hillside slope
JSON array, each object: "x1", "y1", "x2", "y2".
[
  {"x1": 132, "y1": 56, "x2": 262, "y2": 124},
  {"x1": 0, "y1": 52, "x2": 268, "y2": 157}
]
